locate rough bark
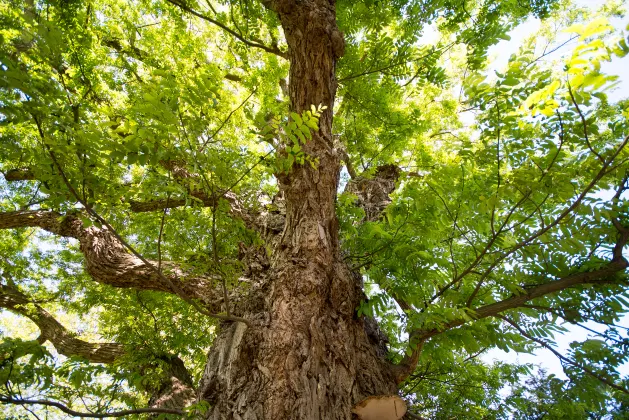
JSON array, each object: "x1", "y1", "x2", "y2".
[
  {"x1": 0, "y1": 210, "x2": 228, "y2": 312},
  {"x1": 344, "y1": 165, "x2": 402, "y2": 222},
  {"x1": 3, "y1": 1, "x2": 628, "y2": 416},
  {"x1": 0, "y1": 283, "x2": 125, "y2": 363},
  {"x1": 146, "y1": 356, "x2": 197, "y2": 412},
  {"x1": 196, "y1": 1, "x2": 399, "y2": 419},
  {"x1": 3, "y1": 168, "x2": 36, "y2": 181}
]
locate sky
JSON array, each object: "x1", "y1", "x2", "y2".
[{"x1": 480, "y1": 0, "x2": 629, "y2": 381}]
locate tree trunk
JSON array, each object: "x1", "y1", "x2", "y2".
[{"x1": 197, "y1": 1, "x2": 399, "y2": 418}]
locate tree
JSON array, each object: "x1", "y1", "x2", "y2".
[{"x1": 0, "y1": 0, "x2": 628, "y2": 418}]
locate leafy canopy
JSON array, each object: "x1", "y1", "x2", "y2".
[{"x1": 1, "y1": 0, "x2": 629, "y2": 418}]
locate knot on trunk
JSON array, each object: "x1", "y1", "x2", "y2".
[
  {"x1": 238, "y1": 242, "x2": 271, "y2": 277},
  {"x1": 345, "y1": 164, "x2": 401, "y2": 221}
]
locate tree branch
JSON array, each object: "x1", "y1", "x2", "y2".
[
  {"x1": 499, "y1": 315, "x2": 629, "y2": 396},
  {"x1": 0, "y1": 396, "x2": 184, "y2": 418},
  {"x1": 0, "y1": 281, "x2": 198, "y2": 410},
  {"x1": 472, "y1": 259, "x2": 628, "y2": 322},
  {"x1": 2, "y1": 166, "x2": 266, "y2": 233},
  {"x1": 0, "y1": 209, "x2": 233, "y2": 316},
  {"x1": 435, "y1": 133, "x2": 629, "y2": 306},
  {"x1": 394, "y1": 253, "x2": 629, "y2": 383},
  {"x1": 164, "y1": 0, "x2": 287, "y2": 58},
  {"x1": 0, "y1": 283, "x2": 125, "y2": 364},
  {"x1": 567, "y1": 83, "x2": 604, "y2": 164}
]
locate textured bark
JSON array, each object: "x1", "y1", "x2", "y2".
[
  {"x1": 127, "y1": 191, "x2": 271, "y2": 233},
  {"x1": 147, "y1": 356, "x2": 197, "y2": 412},
  {"x1": 2, "y1": 2, "x2": 629, "y2": 415},
  {"x1": 0, "y1": 283, "x2": 125, "y2": 363},
  {"x1": 0, "y1": 210, "x2": 228, "y2": 312},
  {"x1": 344, "y1": 165, "x2": 402, "y2": 222},
  {"x1": 3, "y1": 168, "x2": 36, "y2": 181},
  {"x1": 0, "y1": 282, "x2": 196, "y2": 411},
  {"x1": 196, "y1": 1, "x2": 399, "y2": 418}
]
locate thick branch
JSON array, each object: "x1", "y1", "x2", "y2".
[
  {"x1": 394, "y1": 256, "x2": 629, "y2": 383},
  {"x1": 0, "y1": 210, "x2": 227, "y2": 312},
  {"x1": 0, "y1": 283, "x2": 125, "y2": 363}
]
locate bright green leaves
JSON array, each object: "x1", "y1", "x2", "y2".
[
  {"x1": 287, "y1": 105, "x2": 324, "y2": 144},
  {"x1": 521, "y1": 79, "x2": 561, "y2": 117},
  {"x1": 0, "y1": 1, "x2": 271, "y2": 416},
  {"x1": 565, "y1": 17, "x2": 615, "y2": 41},
  {"x1": 515, "y1": 16, "x2": 626, "y2": 120},
  {"x1": 340, "y1": 9, "x2": 629, "y2": 415},
  {"x1": 1, "y1": 0, "x2": 628, "y2": 418},
  {"x1": 0, "y1": 339, "x2": 54, "y2": 393},
  {"x1": 504, "y1": 368, "x2": 618, "y2": 419},
  {"x1": 259, "y1": 104, "x2": 325, "y2": 174}
]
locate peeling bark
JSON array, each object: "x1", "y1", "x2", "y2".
[
  {"x1": 2, "y1": 1, "x2": 629, "y2": 415},
  {"x1": 196, "y1": 1, "x2": 399, "y2": 418},
  {"x1": 3, "y1": 168, "x2": 36, "y2": 181},
  {"x1": 344, "y1": 165, "x2": 401, "y2": 222}
]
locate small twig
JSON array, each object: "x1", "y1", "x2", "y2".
[
  {"x1": 567, "y1": 83, "x2": 604, "y2": 164},
  {"x1": 198, "y1": 89, "x2": 256, "y2": 153},
  {"x1": 525, "y1": 35, "x2": 579, "y2": 69},
  {"x1": 222, "y1": 149, "x2": 274, "y2": 195},
  {"x1": 164, "y1": 0, "x2": 286, "y2": 58},
  {"x1": 339, "y1": 147, "x2": 357, "y2": 179},
  {"x1": 136, "y1": 291, "x2": 160, "y2": 335},
  {"x1": 157, "y1": 194, "x2": 170, "y2": 273}
]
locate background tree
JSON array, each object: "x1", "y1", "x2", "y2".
[{"x1": 0, "y1": 0, "x2": 628, "y2": 418}]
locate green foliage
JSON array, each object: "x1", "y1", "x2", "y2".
[
  {"x1": 259, "y1": 104, "x2": 326, "y2": 173},
  {"x1": 0, "y1": 0, "x2": 628, "y2": 417},
  {"x1": 504, "y1": 368, "x2": 629, "y2": 419}
]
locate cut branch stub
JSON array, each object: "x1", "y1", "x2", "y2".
[
  {"x1": 352, "y1": 395, "x2": 407, "y2": 420},
  {"x1": 344, "y1": 164, "x2": 401, "y2": 222}
]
